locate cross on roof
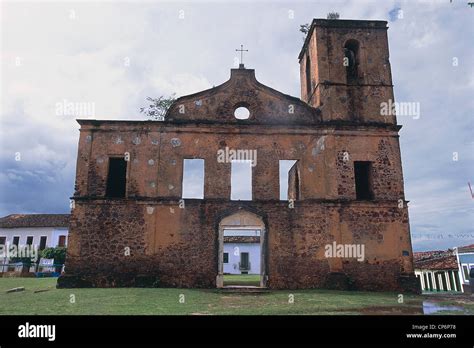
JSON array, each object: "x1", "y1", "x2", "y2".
[{"x1": 235, "y1": 44, "x2": 248, "y2": 68}]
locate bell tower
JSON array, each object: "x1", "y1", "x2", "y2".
[{"x1": 299, "y1": 19, "x2": 396, "y2": 124}]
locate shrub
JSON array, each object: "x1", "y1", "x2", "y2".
[
  {"x1": 9, "y1": 257, "x2": 33, "y2": 266},
  {"x1": 40, "y1": 247, "x2": 67, "y2": 265}
]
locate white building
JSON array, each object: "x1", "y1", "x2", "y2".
[
  {"x1": 223, "y1": 229, "x2": 260, "y2": 275},
  {"x1": 414, "y1": 250, "x2": 462, "y2": 292},
  {"x1": 0, "y1": 214, "x2": 70, "y2": 271},
  {"x1": 454, "y1": 244, "x2": 474, "y2": 293}
]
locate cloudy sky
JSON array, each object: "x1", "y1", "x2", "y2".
[{"x1": 1, "y1": 0, "x2": 472, "y2": 251}]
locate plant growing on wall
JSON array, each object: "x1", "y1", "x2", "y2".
[
  {"x1": 299, "y1": 23, "x2": 310, "y2": 36},
  {"x1": 300, "y1": 12, "x2": 340, "y2": 40},
  {"x1": 140, "y1": 95, "x2": 176, "y2": 121}
]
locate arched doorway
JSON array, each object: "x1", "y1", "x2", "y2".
[{"x1": 216, "y1": 210, "x2": 267, "y2": 288}]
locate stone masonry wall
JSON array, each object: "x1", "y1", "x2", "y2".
[{"x1": 62, "y1": 199, "x2": 413, "y2": 291}]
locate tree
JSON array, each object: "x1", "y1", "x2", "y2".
[{"x1": 140, "y1": 95, "x2": 176, "y2": 121}]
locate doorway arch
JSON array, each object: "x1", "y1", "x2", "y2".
[{"x1": 216, "y1": 209, "x2": 267, "y2": 288}]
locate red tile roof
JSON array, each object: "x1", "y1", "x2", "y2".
[
  {"x1": 457, "y1": 244, "x2": 474, "y2": 253},
  {"x1": 0, "y1": 214, "x2": 70, "y2": 228},
  {"x1": 414, "y1": 250, "x2": 458, "y2": 270},
  {"x1": 413, "y1": 250, "x2": 445, "y2": 262},
  {"x1": 223, "y1": 236, "x2": 260, "y2": 243}
]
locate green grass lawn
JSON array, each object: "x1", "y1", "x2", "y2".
[
  {"x1": 223, "y1": 274, "x2": 260, "y2": 286},
  {"x1": 0, "y1": 278, "x2": 473, "y2": 315}
]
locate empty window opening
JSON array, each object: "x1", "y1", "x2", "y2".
[
  {"x1": 234, "y1": 106, "x2": 250, "y2": 120},
  {"x1": 231, "y1": 160, "x2": 252, "y2": 200},
  {"x1": 279, "y1": 160, "x2": 299, "y2": 200},
  {"x1": 344, "y1": 39, "x2": 360, "y2": 84},
  {"x1": 354, "y1": 161, "x2": 373, "y2": 200},
  {"x1": 105, "y1": 157, "x2": 127, "y2": 198},
  {"x1": 223, "y1": 253, "x2": 229, "y2": 264},
  {"x1": 182, "y1": 159, "x2": 205, "y2": 199},
  {"x1": 0, "y1": 237, "x2": 5, "y2": 246},
  {"x1": 305, "y1": 53, "x2": 312, "y2": 98},
  {"x1": 26, "y1": 236, "x2": 33, "y2": 245},
  {"x1": 39, "y1": 236, "x2": 47, "y2": 250},
  {"x1": 13, "y1": 236, "x2": 20, "y2": 246}
]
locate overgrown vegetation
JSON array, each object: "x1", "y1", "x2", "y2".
[
  {"x1": 300, "y1": 12, "x2": 340, "y2": 40},
  {"x1": 140, "y1": 95, "x2": 176, "y2": 120}
]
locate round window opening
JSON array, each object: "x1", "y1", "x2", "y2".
[{"x1": 234, "y1": 106, "x2": 250, "y2": 120}]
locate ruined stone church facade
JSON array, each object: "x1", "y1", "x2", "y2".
[{"x1": 59, "y1": 19, "x2": 419, "y2": 292}]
